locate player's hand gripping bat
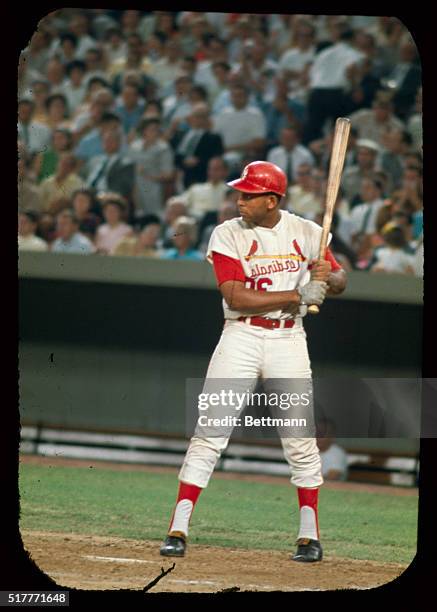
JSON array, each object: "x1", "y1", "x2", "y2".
[{"x1": 308, "y1": 117, "x2": 351, "y2": 314}]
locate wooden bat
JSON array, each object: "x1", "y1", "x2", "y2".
[{"x1": 308, "y1": 117, "x2": 351, "y2": 315}]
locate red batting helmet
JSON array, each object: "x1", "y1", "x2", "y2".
[{"x1": 227, "y1": 161, "x2": 287, "y2": 197}]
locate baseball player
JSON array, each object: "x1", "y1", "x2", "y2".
[{"x1": 160, "y1": 161, "x2": 347, "y2": 562}]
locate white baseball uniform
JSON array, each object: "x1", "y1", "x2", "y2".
[{"x1": 178, "y1": 210, "x2": 339, "y2": 494}]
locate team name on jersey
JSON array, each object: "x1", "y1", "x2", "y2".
[{"x1": 245, "y1": 239, "x2": 307, "y2": 278}]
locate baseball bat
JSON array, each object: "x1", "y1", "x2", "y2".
[{"x1": 308, "y1": 117, "x2": 351, "y2": 315}]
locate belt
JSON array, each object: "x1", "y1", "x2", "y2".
[{"x1": 238, "y1": 316, "x2": 295, "y2": 330}]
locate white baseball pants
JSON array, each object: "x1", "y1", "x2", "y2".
[{"x1": 179, "y1": 320, "x2": 323, "y2": 489}]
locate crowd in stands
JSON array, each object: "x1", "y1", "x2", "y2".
[{"x1": 18, "y1": 11, "x2": 423, "y2": 275}]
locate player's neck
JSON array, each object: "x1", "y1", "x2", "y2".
[{"x1": 256, "y1": 210, "x2": 282, "y2": 229}]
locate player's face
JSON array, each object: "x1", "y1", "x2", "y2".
[{"x1": 237, "y1": 192, "x2": 276, "y2": 225}]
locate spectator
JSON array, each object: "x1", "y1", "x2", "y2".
[
  {"x1": 161, "y1": 197, "x2": 188, "y2": 247},
  {"x1": 199, "y1": 200, "x2": 239, "y2": 252},
  {"x1": 51, "y1": 209, "x2": 95, "y2": 254},
  {"x1": 386, "y1": 36, "x2": 421, "y2": 120},
  {"x1": 129, "y1": 118, "x2": 174, "y2": 216},
  {"x1": 18, "y1": 210, "x2": 48, "y2": 252},
  {"x1": 209, "y1": 60, "x2": 231, "y2": 105},
  {"x1": 162, "y1": 74, "x2": 194, "y2": 129},
  {"x1": 39, "y1": 153, "x2": 85, "y2": 214},
  {"x1": 142, "y1": 99, "x2": 163, "y2": 120},
  {"x1": 316, "y1": 419, "x2": 348, "y2": 481},
  {"x1": 278, "y1": 18, "x2": 317, "y2": 104},
  {"x1": 27, "y1": 79, "x2": 51, "y2": 124},
  {"x1": 103, "y1": 27, "x2": 127, "y2": 64},
  {"x1": 17, "y1": 99, "x2": 51, "y2": 155},
  {"x1": 181, "y1": 156, "x2": 229, "y2": 218},
  {"x1": 65, "y1": 12, "x2": 97, "y2": 60},
  {"x1": 21, "y1": 29, "x2": 51, "y2": 75},
  {"x1": 213, "y1": 84, "x2": 267, "y2": 169},
  {"x1": 112, "y1": 68, "x2": 156, "y2": 103},
  {"x1": 262, "y1": 76, "x2": 301, "y2": 149},
  {"x1": 149, "y1": 37, "x2": 183, "y2": 96},
  {"x1": 90, "y1": 9, "x2": 119, "y2": 41},
  {"x1": 95, "y1": 194, "x2": 133, "y2": 254},
  {"x1": 286, "y1": 163, "x2": 322, "y2": 217},
  {"x1": 234, "y1": 37, "x2": 278, "y2": 102},
  {"x1": 71, "y1": 188, "x2": 102, "y2": 240},
  {"x1": 302, "y1": 24, "x2": 365, "y2": 144},
  {"x1": 33, "y1": 128, "x2": 73, "y2": 184},
  {"x1": 113, "y1": 220, "x2": 162, "y2": 257},
  {"x1": 72, "y1": 87, "x2": 114, "y2": 142},
  {"x1": 115, "y1": 83, "x2": 146, "y2": 135},
  {"x1": 407, "y1": 87, "x2": 422, "y2": 153},
  {"x1": 83, "y1": 47, "x2": 107, "y2": 86},
  {"x1": 380, "y1": 129, "x2": 412, "y2": 192},
  {"x1": 341, "y1": 139, "x2": 380, "y2": 205},
  {"x1": 55, "y1": 32, "x2": 79, "y2": 65},
  {"x1": 75, "y1": 111, "x2": 122, "y2": 166},
  {"x1": 37, "y1": 212, "x2": 57, "y2": 246},
  {"x1": 174, "y1": 103, "x2": 224, "y2": 189},
  {"x1": 85, "y1": 129, "x2": 135, "y2": 201},
  {"x1": 349, "y1": 176, "x2": 386, "y2": 251},
  {"x1": 109, "y1": 33, "x2": 153, "y2": 81},
  {"x1": 267, "y1": 125, "x2": 315, "y2": 184},
  {"x1": 44, "y1": 93, "x2": 71, "y2": 130},
  {"x1": 212, "y1": 69, "x2": 260, "y2": 116},
  {"x1": 18, "y1": 153, "x2": 41, "y2": 211},
  {"x1": 45, "y1": 58, "x2": 66, "y2": 94},
  {"x1": 348, "y1": 91, "x2": 405, "y2": 147},
  {"x1": 161, "y1": 215, "x2": 204, "y2": 260},
  {"x1": 62, "y1": 60, "x2": 87, "y2": 113},
  {"x1": 369, "y1": 223, "x2": 415, "y2": 274}
]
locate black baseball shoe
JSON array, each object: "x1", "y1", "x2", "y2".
[
  {"x1": 160, "y1": 534, "x2": 186, "y2": 557},
  {"x1": 292, "y1": 538, "x2": 323, "y2": 562}
]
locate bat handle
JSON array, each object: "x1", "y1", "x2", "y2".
[{"x1": 308, "y1": 304, "x2": 320, "y2": 315}]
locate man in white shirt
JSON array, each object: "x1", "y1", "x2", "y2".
[
  {"x1": 278, "y1": 19, "x2": 317, "y2": 103},
  {"x1": 213, "y1": 84, "x2": 267, "y2": 169},
  {"x1": 303, "y1": 26, "x2": 365, "y2": 144},
  {"x1": 267, "y1": 125, "x2": 315, "y2": 184},
  {"x1": 51, "y1": 210, "x2": 95, "y2": 254},
  {"x1": 348, "y1": 91, "x2": 405, "y2": 148},
  {"x1": 18, "y1": 210, "x2": 48, "y2": 252},
  {"x1": 181, "y1": 156, "x2": 229, "y2": 219},
  {"x1": 350, "y1": 177, "x2": 385, "y2": 242}
]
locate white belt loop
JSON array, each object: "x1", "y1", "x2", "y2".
[
  {"x1": 245, "y1": 317, "x2": 252, "y2": 326},
  {"x1": 279, "y1": 319, "x2": 285, "y2": 329}
]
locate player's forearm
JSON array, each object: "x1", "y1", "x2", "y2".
[
  {"x1": 224, "y1": 285, "x2": 300, "y2": 314},
  {"x1": 327, "y1": 269, "x2": 347, "y2": 295}
]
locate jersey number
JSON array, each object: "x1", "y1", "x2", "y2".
[{"x1": 246, "y1": 277, "x2": 273, "y2": 291}]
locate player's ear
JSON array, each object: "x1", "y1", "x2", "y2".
[{"x1": 267, "y1": 195, "x2": 277, "y2": 210}]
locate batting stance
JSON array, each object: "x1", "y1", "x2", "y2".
[{"x1": 160, "y1": 161, "x2": 347, "y2": 562}]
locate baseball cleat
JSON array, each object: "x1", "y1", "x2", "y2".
[
  {"x1": 160, "y1": 535, "x2": 186, "y2": 557},
  {"x1": 292, "y1": 538, "x2": 323, "y2": 562}
]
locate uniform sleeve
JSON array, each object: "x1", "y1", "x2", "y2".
[
  {"x1": 206, "y1": 223, "x2": 239, "y2": 263},
  {"x1": 212, "y1": 252, "x2": 246, "y2": 286}
]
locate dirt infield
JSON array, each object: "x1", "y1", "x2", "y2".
[
  {"x1": 19, "y1": 454, "x2": 414, "y2": 592},
  {"x1": 21, "y1": 530, "x2": 407, "y2": 592}
]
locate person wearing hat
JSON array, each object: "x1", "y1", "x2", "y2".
[
  {"x1": 94, "y1": 193, "x2": 133, "y2": 254},
  {"x1": 159, "y1": 160, "x2": 347, "y2": 563}
]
